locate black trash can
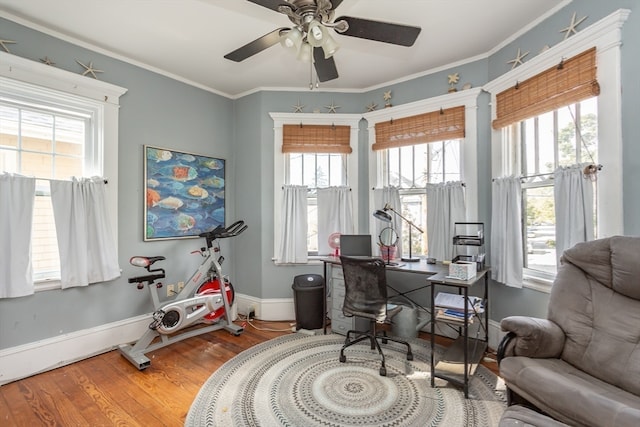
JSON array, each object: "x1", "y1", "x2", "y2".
[{"x1": 292, "y1": 274, "x2": 324, "y2": 330}]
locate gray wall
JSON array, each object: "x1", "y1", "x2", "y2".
[
  {"x1": 1, "y1": 0, "x2": 639, "y2": 349},
  {"x1": 0, "y1": 17, "x2": 235, "y2": 348}
]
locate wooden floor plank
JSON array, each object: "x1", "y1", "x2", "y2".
[
  {"x1": 0, "y1": 320, "x2": 499, "y2": 426},
  {"x1": 0, "y1": 393, "x2": 12, "y2": 425}
]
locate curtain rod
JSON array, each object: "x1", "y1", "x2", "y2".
[
  {"x1": 371, "y1": 182, "x2": 466, "y2": 190},
  {"x1": 35, "y1": 177, "x2": 108, "y2": 184},
  {"x1": 492, "y1": 164, "x2": 604, "y2": 181},
  {"x1": 282, "y1": 186, "x2": 350, "y2": 191}
]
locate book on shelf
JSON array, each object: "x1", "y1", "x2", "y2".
[
  {"x1": 434, "y1": 292, "x2": 484, "y2": 313},
  {"x1": 436, "y1": 308, "x2": 474, "y2": 324}
]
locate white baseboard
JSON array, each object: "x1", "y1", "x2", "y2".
[
  {"x1": 0, "y1": 314, "x2": 151, "y2": 386},
  {"x1": 0, "y1": 295, "x2": 503, "y2": 386},
  {"x1": 235, "y1": 293, "x2": 295, "y2": 321}
]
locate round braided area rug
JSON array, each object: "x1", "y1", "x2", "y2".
[{"x1": 186, "y1": 333, "x2": 506, "y2": 426}]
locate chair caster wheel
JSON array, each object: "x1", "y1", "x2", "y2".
[
  {"x1": 407, "y1": 353, "x2": 414, "y2": 361},
  {"x1": 379, "y1": 366, "x2": 387, "y2": 376},
  {"x1": 339, "y1": 354, "x2": 346, "y2": 363}
]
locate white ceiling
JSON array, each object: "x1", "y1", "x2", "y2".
[{"x1": 0, "y1": 0, "x2": 565, "y2": 98}]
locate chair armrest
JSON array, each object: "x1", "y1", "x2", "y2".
[{"x1": 498, "y1": 316, "x2": 565, "y2": 361}]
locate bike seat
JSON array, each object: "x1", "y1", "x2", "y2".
[{"x1": 130, "y1": 256, "x2": 166, "y2": 268}]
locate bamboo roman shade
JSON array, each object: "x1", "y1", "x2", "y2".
[
  {"x1": 492, "y1": 47, "x2": 599, "y2": 129},
  {"x1": 372, "y1": 106, "x2": 465, "y2": 151},
  {"x1": 282, "y1": 124, "x2": 352, "y2": 154}
]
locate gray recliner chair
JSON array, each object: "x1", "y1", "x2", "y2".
[
  {"x1": 498, "y1": 236, "x2": 640, "y2": 427},
  {"x1": 338, "y1": 256, "x2": 413, "y2": 376}
]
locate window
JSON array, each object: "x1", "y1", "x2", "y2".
[
  {"x1": 506, "y1": 97, "x2": 598, "y2": 279},
  {"x1": 377, "y1": 140, "x2": 461, "y2": 255},
  {"x1": 0, "y1": 102, "x2": 92, "y2": 281},
  {"x1": 486, "y1": 9, "x2": 628, "y2": 290},
  {"x1": 365, "y1": 92, "x2": 480, "y2": 257},
  {"x1": 271, "y1": 113, "x2": 360, "y2": 259},
  {"x1": 286, "y1": 151, "x2": 348, "y2": 253},
  {"x1": 0, "y1": 52, "x2": 126, "y2": 289}
]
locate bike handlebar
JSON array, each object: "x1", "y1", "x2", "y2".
[{"x1": 199, "y1": 220, "x2": 247, "y2": 241}]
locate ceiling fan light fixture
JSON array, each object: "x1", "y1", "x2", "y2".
[
  {"x1": 307, "y1": 20, "x2": 326, "y2": 47},
  {"x1": 280, "y1": 27, "x2": 302, "y2": 51},
  {"x1": 322, "y1": 33, "x2": 339, "y2": 59},
  {"x1": 297, "y1": 42, "x2": 313, "y2": 63}
]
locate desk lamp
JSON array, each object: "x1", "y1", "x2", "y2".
[{"x1": 373, "y1": 203, "x2": 424, "y2": 262}]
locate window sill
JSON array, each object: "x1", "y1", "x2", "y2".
[
  {"x1": 522, "y1": 275, "x2": 553, "y2": 294},
  {"x1": 271, "y1": 257, "x2": 326, "y2": 266},
  {"x1": 34, "y1": 279, "x2": 61, "y2": 292}
]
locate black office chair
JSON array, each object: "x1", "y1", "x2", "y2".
[{"x1": 338, "y1": 256, "x2": 413, "y2": 376}]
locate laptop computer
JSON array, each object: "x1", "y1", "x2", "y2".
[{"x1": 340, "y1": 234, "x2": 372, "y2": 257}]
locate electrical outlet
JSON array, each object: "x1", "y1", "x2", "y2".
[
  {"x1": 167, "y1": 284, "x2": 175, "y2": 296},
  {"x1": 177, "y1": 281, "x2": 185, "y2": 292}
]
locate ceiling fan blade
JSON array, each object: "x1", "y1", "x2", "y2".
[
  {"x1": 330, "y1": 0, "x2": 343, "y2": 10},
  {"x1": 335, "y1": 16, "x2": 421, "y2": 47},
  {"x1": 224, "y1": 28, "x2": 288, "y2": 62},
  {"x1": 313, "y1": 48, "x2": 339, "y2": 82},
  {"x1": 247, "y1": 0, "x2": 292, "y2": 12}
]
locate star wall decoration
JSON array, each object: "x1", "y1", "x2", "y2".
[
  {"x1": 40, "y1": 56, "x2": 55, "y2": 66},
  {"x1": 76, "y1": 60, "x2": 103, "y2": 79},
  {"x1": 383, "y1": 90, "x2": 392, "y2": 107},
  {"x1": 292, "y1": 99, "x2": 305, "y2": 113},
  {"x1": 448, "y1": 72, "x2": 460, "y2": 93},
  {"x1": 366, "y1": 101, "x2": 378, "y2": 112},
  {"x1": 324, "y1": 100, "x2": 340, "y2": 114},
  {"x1": 560, "y1": 12, "x2": 587, "y2": 40},
  {"x1": 507, "y1": 48, "x2": 529, "y2": 69},
  {"x1": 0, "y1": 38, "x2": 16, "y2": 53}
]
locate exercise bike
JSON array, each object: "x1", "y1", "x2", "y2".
[{"x1": 119, "y1": 220, "x2": 247, "y2": 370}]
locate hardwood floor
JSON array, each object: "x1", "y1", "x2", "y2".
[{"x1": 0, "y1": 320, "x2": 499, "y2": 426}]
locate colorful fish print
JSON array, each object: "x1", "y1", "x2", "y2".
[
  {"x1": 146, "y1": 188, "x2": 160, "y2": 207},
  {"x1": 177, "y1": 154, "x2": 196, "y2": 162},
  {"x1": 200, "y1": 158, "x2": 224, "y2": 170},
  {"x1": 171, "y1": 213, "x2": 196, "y2": 231},
  {"x1": 147, "y1": 178, "x2": 160, "y2": 188},
  {"x1": 147, "y1": 148, "x2": 172, "y2": 162},
  {"x1": 153, "y1": 196, "x2": 184, "y2": 210},
  {"x1": 187, "y1": 185, "x2": 208, "y2": 199},
  {"x1": 157, "y1": 165, "x2": 198, "y2": 182},
  {"x1": 199, "y1": 176, "x2": 224, "y2": 188}
]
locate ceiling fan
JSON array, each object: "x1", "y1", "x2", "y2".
[{"x1": 224, "y1": 0, "x2": 421, "y2": 83}]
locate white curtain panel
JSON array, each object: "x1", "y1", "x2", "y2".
[
  {"x1": 317, "y1": 186, "x2": 354, "y2": 256},
  {"x1": 490, "y1": 176, "x2": 523, "y2": 288},
  {"x1": 276, "y1": 185, "x2": 308, "y2": 264},
  {"x1": 554, "y1": 164, "x2": 594, "y2": 262},
  {"x1": 426, "y1": 181, "x2": 466, "y2": 261},
  {"x1": 50, "y1": 177, "x2": 120, "y2": 289},
  {"x1": 372, "y1": 187, "x2": 402, "y2": 258},
  {"x1": 0, "y1": 173, "x2": 36, "y2": 298}
]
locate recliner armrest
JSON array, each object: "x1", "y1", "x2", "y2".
[{"x1": 498, "y1": 316, "x2": 565, "y2": 360}]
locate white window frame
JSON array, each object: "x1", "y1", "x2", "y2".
[
  {"x1": 484, "y1": 9, "x2": 629, "y2": 292},
  {"x1": 271, "y1": 112, "x2": 361, "y2": 261},
  {"x1": 364, "y1": 88, "x2": 482, "y2": 230},
  {"x1": 0, "y1": 51, "x2": 127, "y2": 291}
]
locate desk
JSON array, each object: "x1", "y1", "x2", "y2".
[
  {"x1": 322, "y1": 257, "x2": 490, "y2": 398},
  {"x1": 321, "y1": 257, "x2": 447, "y2": 335}
]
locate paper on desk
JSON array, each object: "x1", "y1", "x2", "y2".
[{"x1": 434, "y1": 292, "x2": 484, "y2": 313}]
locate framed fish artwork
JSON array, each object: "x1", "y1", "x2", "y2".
[{"x1": 143, "y1": 145, "x2": 225, "y2": 241}]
